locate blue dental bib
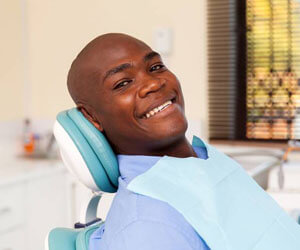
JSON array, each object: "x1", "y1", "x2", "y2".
[{"x1": 128, "y1": 138, "x2": 300, "y2": 250}]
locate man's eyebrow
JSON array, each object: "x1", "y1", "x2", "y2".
[
  {"x1": 102, "y1": 52, "x2": 160, "y2": 81},
  {"x1": 144, "y1": 51, "x2": 160, "y2": 62},
  {"x1": 103, "y1": 63, "x2": 132, "y2": 81}
]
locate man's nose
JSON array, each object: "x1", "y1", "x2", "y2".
[{"x1": 138, "y1": 76, "x2": 166, "y2": 98}]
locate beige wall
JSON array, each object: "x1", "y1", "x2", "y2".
[
  {"x1": 2, "y1": 0, "x2": 208, "y2": 136},
  {"x1": 0, "y1": 0, "x2": 24, "y2": 120}
]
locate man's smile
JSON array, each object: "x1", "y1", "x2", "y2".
[
  {"x1": 138, "y1": 95, "x2": 177, "y2": 119},
  {"x1": 144, "y1": 100, "x2": 173, "y2": 118}
]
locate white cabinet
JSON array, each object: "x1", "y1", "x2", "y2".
[
  {"x1": 0, "y1": 184, "x2": 25, "y2": 233},
  {"x1": 0, "y1": 163, "x2": 69, "y2": 250},
  {"x1": 25, "y1": 170, "x2": 69, "y2": 250},
  {"x1": 0, "y1": 229, "x2": 26, "y2": 250},
  {"x1": 0, "y1": 161, "x2": 115, "y2": 250}
]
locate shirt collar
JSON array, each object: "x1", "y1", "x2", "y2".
[{"x1": 117, "y1": 136, "x2": 207, "y2": 184}]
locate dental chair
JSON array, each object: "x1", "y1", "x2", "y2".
[{"x1": 45, "y1": 108, "x2": 120, "y2": 250}]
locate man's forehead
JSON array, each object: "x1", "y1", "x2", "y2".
[
  {"x1": 79, "y1": 42, "x2": 158, "y2": 86},
  {"x1": 76, "y1": 35, "x2": 152, "y2": 75},
  {"x1": 94, "y1": 40, "x2": 152, "y2": 68}
]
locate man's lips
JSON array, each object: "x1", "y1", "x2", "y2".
[
  {"x1": 137, "y1": 96, "x2": 177, "y2": 119},
  {"x1": 144, "y1": 100, "x2": 172, "y2": 118}
]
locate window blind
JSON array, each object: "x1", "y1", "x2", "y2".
[
  {"x1": 208, "y1": 0, "x2": 242, "y2": 139},
  {"x1": 208, "y1": 0, "x2": 300, "y2": 140}
]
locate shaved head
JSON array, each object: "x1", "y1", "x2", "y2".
[{"x1": 67, "y1": 33, "x2": 150, "y2": 109}]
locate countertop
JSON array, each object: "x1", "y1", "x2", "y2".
[{"x1": 0, "y1": 156, "x2": 65, "y2": 187}]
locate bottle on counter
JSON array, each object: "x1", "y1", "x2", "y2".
[{"x1": 23, "y1": 118, "x2": 35, "y2": 154}]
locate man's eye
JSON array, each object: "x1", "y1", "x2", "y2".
[
  {"x1": 114, "y1": 80, "x2": 132, "y2": 89},
  {"x1": 150, "y1": 64, "x2": 165, "y2": 72}
]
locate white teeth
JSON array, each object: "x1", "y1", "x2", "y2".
[{"x1": 144, "y1": 100, "x2": 172, "y2": 119}]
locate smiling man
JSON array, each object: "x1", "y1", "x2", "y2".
[{"x1": 67, "y1": 33, "x2": 209, "y2": 250}]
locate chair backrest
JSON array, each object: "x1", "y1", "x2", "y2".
[
  {"x1": 46, "y1": 223, "x2": 103, "y2": 250},
  {"x1": 46, "y1": 108, "x2": 118, "y2": 250},
  {"x1": 53, "y1": 108, "x2": 120, "y2": 192}
]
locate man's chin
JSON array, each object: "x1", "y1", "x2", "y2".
[{"x1": 146, "y1": 118, "x2": 188, "y2": 144}]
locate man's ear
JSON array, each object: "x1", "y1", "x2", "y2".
[{"x1": 77, "y1": 105, "x2": 104, "y2": 132}]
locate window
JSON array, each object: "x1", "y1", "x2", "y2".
[{"x1": 208, "y1": 0, "x2": 300, "y2": 140}]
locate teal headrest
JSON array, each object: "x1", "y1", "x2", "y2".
[{"x1": 54, "y1": 108, "x2": 119, "y2": 193}]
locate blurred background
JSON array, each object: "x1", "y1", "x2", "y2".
[{"x1": 1, "y1": 0, "x2": 300, "y2": 249}]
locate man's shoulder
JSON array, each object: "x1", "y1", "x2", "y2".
[
  {"x1": 101, "y1": 182, "x2": 200, "y2": 243},
  {"x1": 90, "y1": 182, "x2": 207, "y2": 250},
  {"x1": 107, "y1": 181, "x2": 191, "y2": 232}
]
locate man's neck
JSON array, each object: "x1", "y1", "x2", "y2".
[
  {"x1": 154, "y1": 137, "x2": 197, "y2": 158},
  {"x1": 128, "y1": 136, "x2": 197, "y2": 158},
  {"x1": 115, "y1": 136, "x2": 197, "y2": 158}
]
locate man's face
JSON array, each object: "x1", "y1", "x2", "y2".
[{"x1": 85, "y1": 37, "x2": 187, "y2": 154}]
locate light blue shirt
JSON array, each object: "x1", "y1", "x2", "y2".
[{"x1": 89, "y1": 143, "x2": 210, "y2": 250}]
